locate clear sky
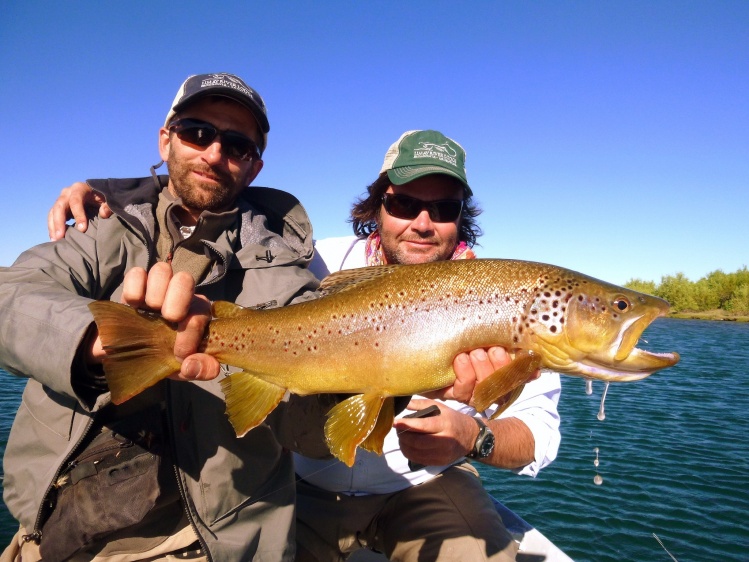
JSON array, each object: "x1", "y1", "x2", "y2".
[{"x1": 1, "y1": 1, "x2": 746, "y2": 285}]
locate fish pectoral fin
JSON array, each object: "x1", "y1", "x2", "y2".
[
  {"x1": 488, "y1": 385, "x2": 525, "y2": 420},
  {"x1": 88, "y1": 301, "x2": 181, "y2": 405},
  {"x1": 360, "y1": 397, "x2": 395, "y2": 455},
  {"x1": 220, "y1": 371, "x2": 286, "y2": 437},
  {"x1": 473, "y1": 349, "x2": 542, "y2": 413},
  {"x1": 324, "y1": 394, "x2": 385, "y2": 467}
]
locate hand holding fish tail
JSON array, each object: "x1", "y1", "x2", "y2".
[
  {"x1": 120, "y1": 263, "x2": 218, "y2": 381},
  {"x1": 88, "y1": 264, "x2": 220, "y2": 403}
]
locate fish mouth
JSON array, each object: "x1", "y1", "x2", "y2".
[
  {"x1": 578, "y1": 298, "x2": 678, "y2": 381},
  {"x1": 577, "y1": 348, "x2": 681, "y2": 382},
  {"x1": 614, "y1": 300, "x2": 668, "y2": 361}
]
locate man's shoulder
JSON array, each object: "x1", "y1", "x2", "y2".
[
  {"x1": 87, "y1": 176, "x2": 162, "y2": 211},
  {"x1": 309, "y1": 236, "x2": 363, "y2": 279},
  {"x1": 240, "y1": 186, "x2": 314, "y2": 240},
  {"x1": 241, "y1": 186, "x2": 304, "y2": 214}
]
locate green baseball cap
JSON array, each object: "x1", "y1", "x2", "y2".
[{"x1": 379, "y1": 130, "x2": 471, "y2": 196}]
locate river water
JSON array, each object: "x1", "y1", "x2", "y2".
[{"x1": 1, "y1": 318, "x2": 748, "y2": 560}]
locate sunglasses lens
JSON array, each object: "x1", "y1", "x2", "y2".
[
  {"x1": 384, "y1": 195, "x2": 420, "y2": 220},
  {"x1": 170, "y1": 120, "x2": 259, "y2": 161},
  {"x1": 221, "y1": 133, "x2": 259, "y2": 161},
  {"x1": 175, "y1": 124, "x2": 217, "y2": 147},
  {"x1": 383, "y1": 194, "x2": 463, "y2": 223},
  {"x1": 431, "y1": 200, "x2": 462, "y2": 222}
]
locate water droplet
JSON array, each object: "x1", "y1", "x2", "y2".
[
  {"x1": 597, "y1": 382, "x2": 610, "y2": 421},
  {"x1": 585, "y1": 379, "x2": 593, "y2": 395},
  {"x1": 594, "y1": 474, "x2": 603, "y2": 485}
]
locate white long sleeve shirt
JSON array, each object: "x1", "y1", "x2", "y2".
[{"x1": 295, "y1": 236, "x2": 562, "y2": 494}]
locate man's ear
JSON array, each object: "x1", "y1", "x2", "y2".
[
  {"x1": 158, "y1": 127, "x2": 171, "y2": 162},
  {"x1": 244, "y1": 158, "x2": 264, "y2": 186}
]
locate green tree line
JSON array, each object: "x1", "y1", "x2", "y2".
[{"x1": 624, "y1": 267, "x2": 749, "y2": 315}]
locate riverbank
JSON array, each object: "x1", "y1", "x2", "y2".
[{"x1": 669, "y1": 310, "x2": 749, "y2": 322}]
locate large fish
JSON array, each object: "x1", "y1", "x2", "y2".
[{"x1": 89, "y1": 259, "x2": 679, "y2": 466}]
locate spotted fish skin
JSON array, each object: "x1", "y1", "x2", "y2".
[{"x1": 89, "y1": 259, "x2": 680, "y2": 466}]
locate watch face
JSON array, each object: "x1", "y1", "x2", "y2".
[{"x1": 478, "y1": 432, "x2": 495, "y2": 457}]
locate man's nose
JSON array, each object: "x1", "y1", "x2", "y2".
[
  {"x1": 410, "y1": 209, "x2": 435, "y2": 232},
  {"x1": 203, "y1": 139, "x2": 225, "y2": 163}
]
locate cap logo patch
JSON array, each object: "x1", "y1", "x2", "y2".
[
  {"x1": 200, "y1": 74, "x2": 265, "y2": 110},
  {"x1": 414, "y1": 141, "x2": 458, "y2": 167}
]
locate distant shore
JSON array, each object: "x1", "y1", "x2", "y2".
[{"x1": 669, "y1": 311, "x2": 749, "y2": 323}]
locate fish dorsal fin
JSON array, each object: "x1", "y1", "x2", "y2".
[
  {"x1": 213, "y1": 301, "x2": 254, "y2": 318},
  {"x1": 320, "y1": 265, "x2": 401, "y2": 296}
]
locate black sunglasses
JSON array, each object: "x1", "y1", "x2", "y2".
[
  {"x1": 168, "y1": 118, "x2": 261, "y2": 161},
  {"x1": 382, "y1": 193, "x2": 464, "y2": 223}
]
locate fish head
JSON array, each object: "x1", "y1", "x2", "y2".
[{"x1": 528, "y1": 272, "x2": 679, "y2": 381}]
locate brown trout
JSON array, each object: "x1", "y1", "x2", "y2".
[{"x1": 89, "y1": 259, "x2": 679, "y2": 466}]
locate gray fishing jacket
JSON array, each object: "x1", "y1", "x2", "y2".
[{"x1": 0, "y1": 174, "x2": 321, "y2": 561}]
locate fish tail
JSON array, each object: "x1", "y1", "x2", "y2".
[{"x1": 88, "y1": 301, "x2": 182, "y2": 404}]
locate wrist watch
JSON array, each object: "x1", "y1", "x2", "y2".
[{"x1": 467, "y1": 417, "x2": 495, "y2": 459}]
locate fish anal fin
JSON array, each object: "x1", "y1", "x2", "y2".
[
  {"x1": 88, "y1": 301, "x2": 181, "y2": 405},
  {"x1": 473, "y1": 350, "x2": 542, "y2": 413},
  {"x1": 360, "y1": 396, "x2": 395, "y2": 455},
  {"x1": 324, "y1": 394, "x2": 384, "y2": 466},
  {"x1": 221, "y1": 371, "x2": 286, "y2": 437}
]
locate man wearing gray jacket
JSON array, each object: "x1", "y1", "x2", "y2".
[
  {"x1": 3, "y1": 75, "x2": 493, "y2": 561},
  {"x1": 0, "y1": 73, "x2": 324, "y2": 561}
]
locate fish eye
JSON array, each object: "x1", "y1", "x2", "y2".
[{"x1": 613, "y1": 297, "x2": 631, "y2": 311}]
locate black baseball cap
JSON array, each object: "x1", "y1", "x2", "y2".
[{"x1": 165, "y1": 73, "x2": 269, "y2": 152}]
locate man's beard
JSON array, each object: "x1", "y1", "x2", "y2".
[
  {"x1": 382, "y1": 235, "x2": 457, "y2": 265},
  {"x1": 167, "y1": 149, "x2": 244, "y2": 212}
]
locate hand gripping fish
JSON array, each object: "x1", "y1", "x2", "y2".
[{"x1": 89, "y1": 259, "x2": 680, "y2": 466}]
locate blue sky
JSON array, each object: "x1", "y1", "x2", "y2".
[{"x1": 0, "y1": 1, "x2": 746, "y2": 285}]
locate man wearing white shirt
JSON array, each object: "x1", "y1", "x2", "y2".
[{"x1": 297, "y1": 130, "x2": 561, "y2": 562}]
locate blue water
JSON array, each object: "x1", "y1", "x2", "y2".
[
  {"x1": 1, "y1": 318, "x2": 748, "y2": 560},
  {"x1": 479, "y1": 318, "x2": 749, "y2": 561}
]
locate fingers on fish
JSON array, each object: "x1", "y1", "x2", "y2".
[
  {"x1": 88, "y1": 301, "x2": 181, "y2": 404},
  {"x1": 324, "y1": 394, "x2": 389, "y2": 467},
  {"x1": 473, "y1": 350, "x2": 542, "y2": 414},
  {"x1": 221, "y1": 372, "x2": 287, "y2": 437}
]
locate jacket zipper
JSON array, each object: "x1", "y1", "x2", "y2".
[
  {"x1": 164, "y1": 386, "x2": 212, "y2": 561},
  {"x1": 25, "y1": 205, "x2": 156, "y2": 545},
  {"x1": 26, "y1": 415, "x2": 97, "y2": 544}
]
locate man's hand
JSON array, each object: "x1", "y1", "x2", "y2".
[
  {"x1": 393, "y1": 399, "x2": 479, "y2": 466},
  {"x1": 88, "y1": 263, "x2": 220, "y2": 381},
  {"x1": 395, "y1": 347, "x2": 540, "y2": 467},
  {"x1": 426, "y1": 346, "x2": 536, "y2": 405},
  {"x1": 48, "y1": 181, "x2": 112, "y2": 241}
]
